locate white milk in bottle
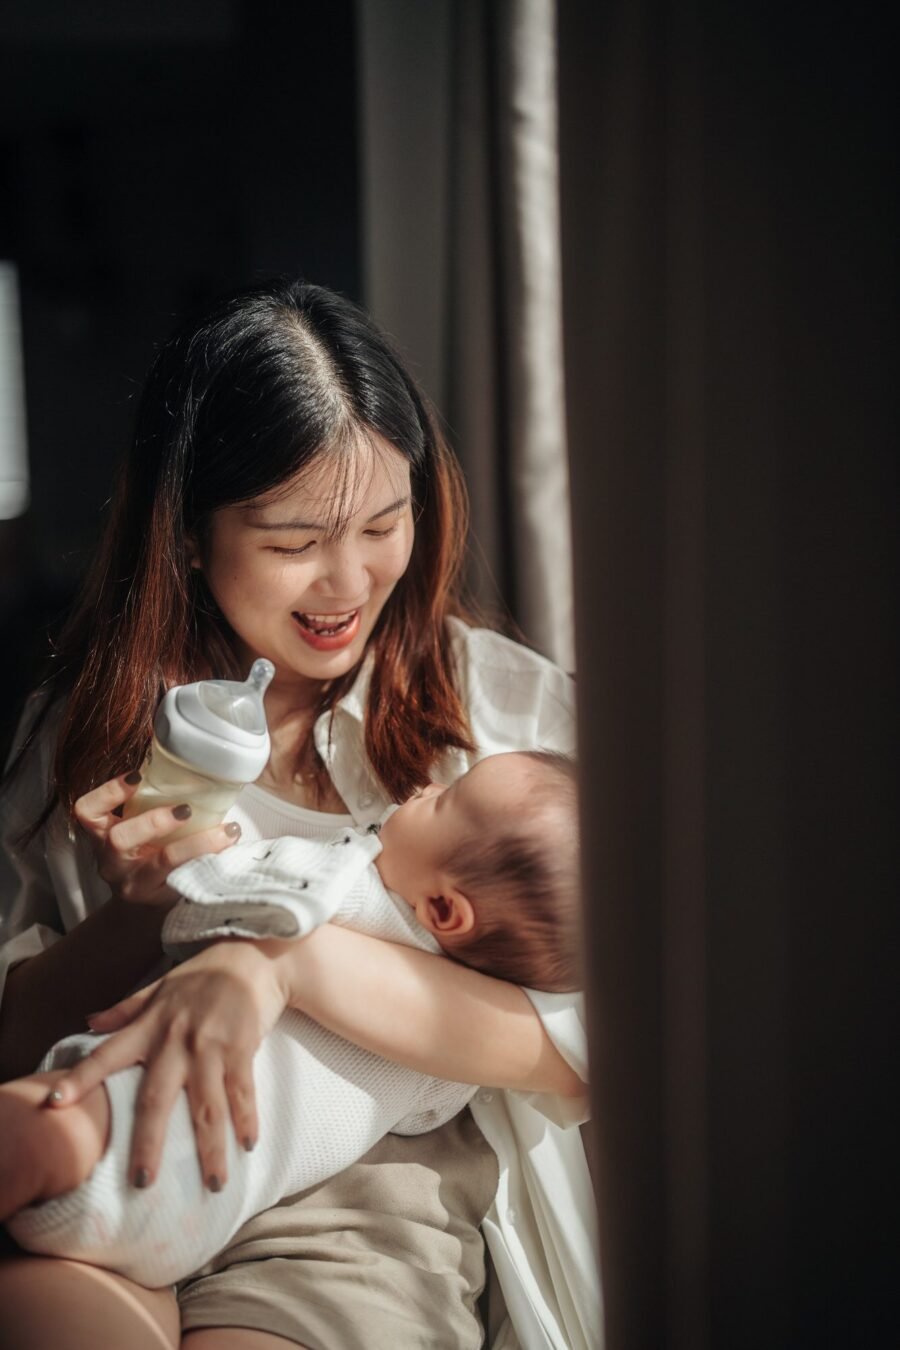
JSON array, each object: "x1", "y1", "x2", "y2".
[{"x1": 123, "y1": 659, "x2": 275, "y2": 840}]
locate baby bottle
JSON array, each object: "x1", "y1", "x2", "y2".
[{"x1": 123, "y1": 659, "x2": 275, "y2": 840}]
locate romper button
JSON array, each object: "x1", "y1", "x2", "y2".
[
  {"x1": 506, "y1": 1207, "x2": 518, "y2": 1224},
  {"x1": 359, "y1": 792, "x2": 375, "y2": 808},
  {"x1": 478, "y1": 1090, "x2": 493, "y2": 1104}
]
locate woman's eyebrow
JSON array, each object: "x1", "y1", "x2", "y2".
[
  {"x1": 245, "y1": 513, "x2": 323, "y2": 530},
  {"x1": 243, "y1": 496, "x2": 410, "y2": 531},
  {"x1": 366, "y1": 495, "x2": 410, "y2": 523}
]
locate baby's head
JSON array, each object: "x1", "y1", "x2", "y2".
[{"x1": 377, "y1": 751, "x2": 580, "y2": 992}]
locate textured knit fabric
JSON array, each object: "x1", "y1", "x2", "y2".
[{"x1": 161, "y1": 824, "x2": 390, "y2": 955}]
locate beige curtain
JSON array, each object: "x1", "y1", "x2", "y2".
[{"x1": 357, "y1": 0, "x2": 573, "y2": 670}]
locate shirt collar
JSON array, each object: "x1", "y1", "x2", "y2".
[
  {"x1": 329, "y1": 648, "x2": 374, "y2": 725},
  {"x1": 312, "y1": 649, "x2": 373, "y2": 771}
]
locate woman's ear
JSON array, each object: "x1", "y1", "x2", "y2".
[
  {"x1": 420, "y1": 889, "x2": 476, "y2": 943},
  {"x1": 185, "y1": 533, "x2": 203, "y2": 571}
]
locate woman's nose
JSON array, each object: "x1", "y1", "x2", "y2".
[{"x1": 313, "y1": 542, "x2": 368, "y2": 600}]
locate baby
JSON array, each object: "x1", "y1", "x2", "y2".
[{"x1": 0, "y1": 750, "x2": 579, "y2": 1287}]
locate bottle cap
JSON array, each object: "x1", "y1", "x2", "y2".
[{"x1": 154, "y1": 659, "x2": 275, "y2": 784}]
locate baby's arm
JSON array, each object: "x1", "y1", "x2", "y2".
[{"x1": 5, "y1": 1011, "x2": 475, "y2": 1288}]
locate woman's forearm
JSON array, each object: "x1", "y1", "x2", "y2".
[
  {"x1": 263, "y1": 926, "x2": 584, "y2": 1098},
  {"x1": 0, "y1": 901, "x2": 166, "y2": 1080}
]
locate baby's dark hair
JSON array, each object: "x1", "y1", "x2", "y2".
[{"x1": 449, "y1": 751, "x2": 581, "y2": 993}]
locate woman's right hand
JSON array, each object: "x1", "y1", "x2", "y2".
[{"x1": 73, "y1": 772, "x2": 241, "y2": 910}]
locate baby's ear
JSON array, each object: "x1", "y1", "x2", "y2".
[{"x1": 422, "y1": 889, "x2": 476, "y2": 942}]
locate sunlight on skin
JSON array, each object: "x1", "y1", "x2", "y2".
[
  {"x1": 0, "y1": 1254, "x2": 180, "y2": 1350},
  {"x1": 76, "y1": 1261, "x2": 180, "y2": 1347}
]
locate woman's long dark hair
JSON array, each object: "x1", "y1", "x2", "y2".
[{"x1": 13, "y1": 279, "x2": 477, "y2": 830}]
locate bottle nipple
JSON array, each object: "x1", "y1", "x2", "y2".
[
  {"x1": 195, "y1": 659, "x2": 275, "y2": 733},
  {"x1": 246, "y1": 659, "x2": 276, "y2": 695}
]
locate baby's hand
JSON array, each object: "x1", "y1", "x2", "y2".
[{"x1": 0, "y1": 1072, "x2": 110, "y2": 1222}]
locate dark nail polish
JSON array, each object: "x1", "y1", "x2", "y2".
[
  {"x1": 124, "y1": 770, "x2": 142, "y2": 785},
  {"x1": 224, "y1": 822, "x2": 242, "y2": 839},
  {"x1": 172, "y1": 803, "x2": 192, "y2": 821},
  {"x1": 133, "y1": 1167, "x2": 150, "y2": 1188},
  {"x1": 243, "y1": 1136, "x2": 256, "y2": 1152},
  {"x1": 208, "y1": 1174, "x2": 223, "y2": 1192}
]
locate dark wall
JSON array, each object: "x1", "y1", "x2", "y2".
[{"x1": 0, "y1": 0, "x2": 360, "y2": 761}]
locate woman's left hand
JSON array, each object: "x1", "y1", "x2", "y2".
[{"x1": 44, "y1": 940, "x2": 290, "y2": 1190}]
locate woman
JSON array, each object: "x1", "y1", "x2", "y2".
[{"x1": 0, "y1": 280, "x2": 597, "y2": 1350}]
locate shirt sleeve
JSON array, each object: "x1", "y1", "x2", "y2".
[
  {"x1": 0, "y1": 696, "x2": 65, "y2": 1010},
  {"x1": 447, "y1": 620, "x2": 575, "y2": 761},
  {"x1": 513, "y1": 987, "x2": 590, "y2": 1128}
]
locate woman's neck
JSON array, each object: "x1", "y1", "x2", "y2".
[
  {"x1": 256, "y1": 669, "x2": 323, "y2": 731},
  {"x1": 254, "y1": 680, "x2": 349, "y2": 814},
  {"x1": 262, "y1": 699, "x2": 316, "y2": 790}
]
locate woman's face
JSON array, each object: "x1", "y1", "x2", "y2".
[{"x1": 195, "y1": 441, "x2": 415, "y2": 699}]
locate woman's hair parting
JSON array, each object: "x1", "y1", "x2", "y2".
[
  {"x1": 450, "y1": 751, "x2": 582, "y2": 994},
  {"x1": 11, "y1": 278, "x2": 478, "y2": 831}
]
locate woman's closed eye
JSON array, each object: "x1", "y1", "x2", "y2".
[
  {"x1": 270, "y1": 525, "x2": 398, "y2": 557},
  {"x1": 270, "y1": 541, "x2": 315, "y2": 556}
]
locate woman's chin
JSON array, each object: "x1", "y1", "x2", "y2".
[{"x1": 283, "y1": 630, "x2": 370, "y2": 683}]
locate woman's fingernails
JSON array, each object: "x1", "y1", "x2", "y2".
[
  {"x1": 207, "y1": 1175, "x2": 223, "y2": 1193},
  {"x1": 133, "y1": 1167, "x2": 151, "y2": 1189},
  {"x1": 224, "y1": 822, "x2": 242, "y2": 839},
  {"x1": 124, "y1": 770, "x2": 142, "y2": 786},
  {"x1": 44, "y1": 1089, "x2": 64, "y2": 1106},
  {"x1": 243, "y1": 1136, "x2": 256, "y2": 1152},
  {"x1": 172, "y1": 803, "x2": 192, "y2": 821}
]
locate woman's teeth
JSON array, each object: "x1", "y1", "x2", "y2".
[{"x1": 294, "y1": 611, "x2": 357, "y2": 635}]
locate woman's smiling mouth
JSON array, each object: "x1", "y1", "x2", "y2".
[{"x1": 292, "y1": 609, "x2": 362, "y2": 650}]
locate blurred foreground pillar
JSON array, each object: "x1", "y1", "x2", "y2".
[{"x1": 560, "y1": 2, "x2": 897, "y2": 1347}]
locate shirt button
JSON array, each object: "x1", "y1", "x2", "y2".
[
  {"x1": 478, "y1": 1090, "x2": 494, "y2": 1104},
  {"x1": 359, "y1": 792, "x2": 375, "y2": 809},
  {"x1": 506, "y1": 1207, "x2": 518, "y2": 1225}
]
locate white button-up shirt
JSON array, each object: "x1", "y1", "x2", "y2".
[{"x1": 0, "y1": 619, "x2": 602, "y2": 1350}]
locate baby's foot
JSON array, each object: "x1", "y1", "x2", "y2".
[{"x1": 0, "y1": 1070, "x2": 109, "y2": 1222}]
